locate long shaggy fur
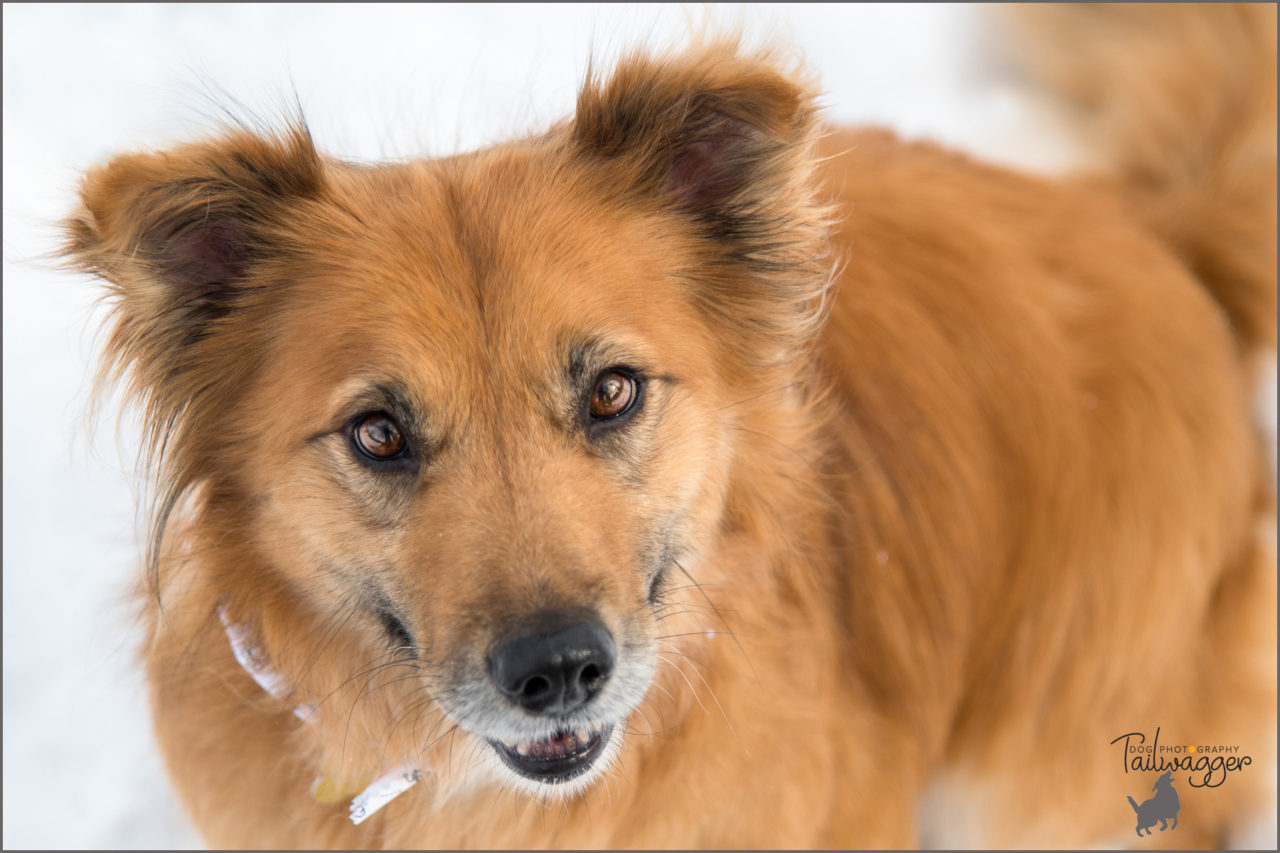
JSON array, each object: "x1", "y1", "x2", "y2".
[
  {"x1": 1002, "y1": 3, "x2": 1277, "y2": 353},
  {"x1": 63, "y1": 17, "x2": 1275, "y2": 850}
]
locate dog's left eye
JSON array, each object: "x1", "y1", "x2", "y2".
[
  {"x1": 351, "y1": 412, "x2": 409, "y2": 461},
  {"x1": 589, "y1": 370, "x2": 639, "y2": 419}
]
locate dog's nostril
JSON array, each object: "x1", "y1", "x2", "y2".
[
  {"x1": 488, "y1": 617, "x2": 616, "y2": 716},
  {"x1": 520, "y1": 675, "x2": 553, "y2": 701}
]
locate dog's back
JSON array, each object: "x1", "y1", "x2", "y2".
[
  {"x1": 817, "y1": 5, "x2": 1275, "y2": 846},
  {"x1": 1005, "y1": 3, "x2": 1277, "y2": 356}
]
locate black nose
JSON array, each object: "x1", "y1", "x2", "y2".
[{"x1": 488, "y1": 618, "x2": 616, "y2": 715}]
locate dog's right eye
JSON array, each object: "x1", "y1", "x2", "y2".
[{"x1": 351, "y1": 412, "x2": 409, "y2": 462}]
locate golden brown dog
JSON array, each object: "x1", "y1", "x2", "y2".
[{"x1": 64, "y1": 5, "x2": 1275, "y2": 848}]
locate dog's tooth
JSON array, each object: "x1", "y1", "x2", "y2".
[{"x1": 516, "y1": 742, "x2": 530, "y2": 756}]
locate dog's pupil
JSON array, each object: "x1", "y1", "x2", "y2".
[
  {"x1": 592, "y1": 373, "x2": 632, "y2": 417},
  {"x1": 358, "y1": 415, "x2": 405, "y2": 457}
]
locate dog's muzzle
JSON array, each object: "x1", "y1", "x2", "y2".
[{"x1": 485, "y1": 616, "x2": 617, "y2": 783}]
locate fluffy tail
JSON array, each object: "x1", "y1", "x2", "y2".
[
  {"x1": 1002, "y1": 4, "x2": 1277, "y2": 353},
  {"x1": 1127, "y1": 795, "x2": 1140, "y2": 814}
]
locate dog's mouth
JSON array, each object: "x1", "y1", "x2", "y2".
[{"x1": 488, "y1": 725, "x2": 614, "y2": 784}]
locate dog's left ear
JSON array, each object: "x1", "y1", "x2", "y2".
[
  {"x1": 571, "y1": 41, "x2": 820, "y2": 218},
  {"x1": 570, "y1": 41, "x2": 834, "y2": 364}
]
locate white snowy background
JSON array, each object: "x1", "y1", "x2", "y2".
[{"x1": 2, "y1": 3, "x2": 1274, "y2": 849}]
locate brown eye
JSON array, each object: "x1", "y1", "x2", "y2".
[
  {"x1": 353, "y1": 413, "x2": 408, "y2": 460},
  {"x1": 589, "y1": 370, "x2": 637, "y2": 419}
]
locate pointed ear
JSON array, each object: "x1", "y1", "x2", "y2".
[
  {"x1": 571, "y1": 41, "x2": 820, "y2": 213},
  {"x1": 62, "y1": 124, "x2": 324, "y2": 487},
  {"x1": 63, "y1": 124, "x2": 322, "y2": 350},
  {"x1": 569, "y1": 41, "x2": 834, "y2": 364},
  {"x1": 60, "y1": 125, "x2": 324, "y2": 592}
]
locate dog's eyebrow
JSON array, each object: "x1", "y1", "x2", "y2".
[
  {"x1": 360, "y1": 381, "x2": 421, "y2": 420},
  {"x1": 563, "y1": 335, "x2": 654, "y2": 382},
  {"x1": 307, "y1": 379, "x2": 428, "y2": 442},
  {"x1": 565, "y1": 337, "x2": 602, "y2": 386},
  {"x1": 561, "y1": 334, "x2": 683, "y2": 401}
]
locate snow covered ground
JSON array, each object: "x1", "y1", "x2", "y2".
[{"x1": 3, "y1": 4, "x2": 1273, "y2": 849}]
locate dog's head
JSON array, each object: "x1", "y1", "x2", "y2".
[{"x1": 65, "y1": 41, "x2": 833, "y2": 797}]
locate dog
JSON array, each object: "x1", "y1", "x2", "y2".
[
  {"x1": 1129, "y1": 771, "x2": 1181, "y2": 837},
  {"x1": 63, "y1": 5, "x2": 1275, "y2": 848}
]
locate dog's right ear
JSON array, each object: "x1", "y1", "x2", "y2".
[
  {"x1": 64, "y1": 125, "x2": 326, "y2": 572},
  {"x1": 64, "y1": 124, "x2": 325, "y2": 507},
  {"x1": 63, "y1": 125, "x2": 322, "y2": 372}
]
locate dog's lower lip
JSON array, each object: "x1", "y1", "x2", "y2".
[{"x1": 489, "y1": 726, "x2": 613, "y2": 783}]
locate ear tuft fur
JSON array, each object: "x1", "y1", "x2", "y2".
[
  {"x1": 571, "y1": 39, "x2": 836, "y2": 366},
  {"x1": 571, "y1": 40, "x2": 816, "y2": 214},
  {"x1": 63, "y1": 122, "x2": 322, "y2": 345},
  {"x1": 64, "y1": 123, "x2": 321, "y2": 292},
  {"x1": 61, "y1": 122, "x2": 324, "y2": 585}
]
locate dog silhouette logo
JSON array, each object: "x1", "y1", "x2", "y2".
[{"x1": 1126, "y1": 770, "x2": 1180, "y2": 836}]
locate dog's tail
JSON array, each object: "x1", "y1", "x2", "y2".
[
  {"x1": 1127, "y1": 795, "x2": 1141, "y2": 814},
  {"x1": 1003, "y1": 4, "x2": 1277, "y2": 353}
]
